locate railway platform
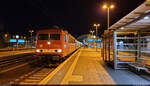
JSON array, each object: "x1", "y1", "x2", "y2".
[
  {"x1": 39, "y1": 48, "x2": 150, "y2": 85},
  {"x1": 0, "y1": 47, "x2": 33, "y2": 52},
  {"x1": 0, "y1": 49, "x2": 35, "y2": 58}
]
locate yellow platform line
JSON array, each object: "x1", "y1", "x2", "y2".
[
  {"x1": 61, "y1": 50, "x2": 82, "y2": 84},
  {"x1": 38, "y1": 48, "x2": 81, "y2": 85}
]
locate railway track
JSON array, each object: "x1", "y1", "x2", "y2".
[
  {"x1": 0, "y1": 53, "x2": 61, "y2": 84},
  {"x1": 0, "y1": 53, "x2": 43, "y2": 84},
  {"x1": 0, "y1": 54, "x2": 38, "y2": 73},
  {"x1": 0, "y1": 48, "x2": 34, "y2": 52},
  {"x1": 9, "y1": 67, "x2": 55, "y2": 85},
  {"x1": 0, "y1": 49, "x2": 77, "y2": 84}
]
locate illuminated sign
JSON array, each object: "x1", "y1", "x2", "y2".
[
  {"x1": 88, "y1": 39, "x2": 102, "y2": 42},
  {"x1": 88, "y1": 39, "x2": 94, "y2": 41},
  {"x1": 9, "y1": 39, "x2": 25, "y2": 43},
  {"x1": 18, "y1": 39, "x2": 25, "y2": 43},
  {"x1": 96, "y1": 39, "x2": 102, "y2": 41},
  {"x1": 9, "y1": 39, "x2": 17, "y2": 42}
]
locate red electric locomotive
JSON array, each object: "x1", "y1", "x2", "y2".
[{"x1": 35, "y1": 27, "x2": 81, "y2": 62}]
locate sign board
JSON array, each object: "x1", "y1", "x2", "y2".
[
  {"x1": 9, "y1": 39, "x2": 17, "y2": 42},
  {"x1": 88, "y1": 39, "x2": 102, "y2": 42},
  {"x1": 9, "y1": 39, "x2": 25, "y2": 43},
  {"x1": 18, "y1": 39, "x2": 25, "y2": 43}
]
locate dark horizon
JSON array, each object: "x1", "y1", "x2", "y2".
[{"x1": 0, "y1": 0, "x2": 145, "y2": 38}]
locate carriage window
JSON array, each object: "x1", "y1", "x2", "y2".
[
  {"x1": 50, "y1": 34, "x2": 60, "y2": 40},
  {"x1": 64, "y1": 34, "x2": 67, "y2": 42},
  {"x1": 38, "y1": 34, "x2": 49, "y2": 40},
  {"x1": 69, "y1": 37, "x2": 75, "y2": 43}
]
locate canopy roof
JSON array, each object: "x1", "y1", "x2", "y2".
[{"x1": 110, "y1": 1, "x2": 150, "y2": 32}]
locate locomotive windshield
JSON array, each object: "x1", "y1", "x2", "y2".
[
  {"x1": 38, "y1": 34, "x2": 49, "y2": 40},
  {"x1": 50, "y1": 34, "x2": 60, "y2": 40},
  {"x1": 38, "y1": 34, "x2": 60, "y2": 40}
]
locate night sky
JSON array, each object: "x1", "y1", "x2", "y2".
[{"x1": 0, "y1": 0, "x2": 145, "y2": 38}]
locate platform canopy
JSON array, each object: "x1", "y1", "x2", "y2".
[{"x1": 110, "y1": 1, "x2": 150, "y2": 32}]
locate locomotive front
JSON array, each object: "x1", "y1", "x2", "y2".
[{"x1": 35, "y1": 29, "x2": 63, "y2": 60}]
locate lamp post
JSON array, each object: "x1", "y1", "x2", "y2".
[
  {"x1": 16, "y1": 35, "x2": 19, "y2": 49},
  {"x1": 29, "y1": 30, "x2": 34, "y2": 48},
  {"x1": 103, "y1": 4, "x2": 114, "y2": 30},
  {"x1": 90, "y1": 30, "x2": 95, "y2": 48},
  {"x1": 90, "y1": 30, "x2": 94, "y2": 36},
  {"x1": 103, "y1": 3, "x2": 114, "y2": 63},
  {"x1": 93, "y1": 24, "x2": 100, "y2": 51},
  {"x1": 24, "y1": 36, "x2": 27, "y2": 48}
]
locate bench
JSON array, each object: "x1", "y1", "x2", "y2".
[{"x1": 128, "y1": 59, "x2": 148, "y2": 71}]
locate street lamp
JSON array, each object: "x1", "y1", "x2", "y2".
[
  {"x1": 93, "y1": 24, "x2": 100, "y2": 51},
  {"x1": 103, "y1": 3, "x2": 114, "y2": 63},
  {"x1": 29, "y1": 30, "x2": 34, "y2": 48},
  {"x1": 4, "y1": 34, "x2": 8, "y2": 38},
  {"x1": 90, "y1": 30, "x2": 94, "y2": 36},
  {"x1": 90, "y1": 30, "x2": 95, "y2": 48},
  {"x1": 16, "y1": 35, "x2": 19, "y2": 39},
  {"x1": 103, "y1": 4, "x2": 115, "y2": 30},
  {"x1": 24, "y1": 36, "x2": 27, "y2": 48},
  {"x1": 16, "y1": 35, "x2": 19, "y2": 49}
]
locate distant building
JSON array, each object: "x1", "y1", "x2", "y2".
[{"x1": 77, "y1": 34, "x2": 102, "y2": 48}]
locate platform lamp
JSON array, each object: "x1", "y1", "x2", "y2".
[
  {"x1": 24, "y1": 36, "x2": 27, "y2": 48},
  {"x1": 16, "y1": 35, "x2": 19, "y2": 49},
  {"x1": 103, "y1": 3, "x2": 115, "y2": 63},
  {"x1": 103, "y1": 3, "x2": 115, "y2": 30},
  {"x1": 93, "y1": 24, "x2": 100, "y2": 51},
  {"x1": 90, "y1": 30, "x2": 95, "y2": 48},
  {"x1": 90, "y1": 30, "x2": 94, "y2": 36}
]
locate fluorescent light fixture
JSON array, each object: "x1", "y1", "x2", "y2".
[
  {"x1": 144, "y1": 16, "x2": 149, "y2": 19},
  {"x1": 120, "y1": 27, "x2": 124, "y2": 30}
]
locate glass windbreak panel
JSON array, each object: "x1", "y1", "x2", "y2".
[
  {"x1": 38, "y1": 34, "x2": 49, "y2": 40},
  {"x1": 50, "y1": 34, "x2": 60, "y2": 40}
]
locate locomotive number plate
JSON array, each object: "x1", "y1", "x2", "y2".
[{"x1": 43, "y1": 49, "x2": 55, "y2": 52}]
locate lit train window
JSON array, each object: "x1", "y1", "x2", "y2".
[
  {"x1": 69, "y1": 37, "x2": 75, "y2": 43},
  {"x1": 38, "y1": 34, "x2": 49, "y2": 40},
  {"x1": 64, "y1": 34, "x2": 67, "y2": 42},
  {"x1": 50, "y1": 34, "x2": 60, "y2": 40}
]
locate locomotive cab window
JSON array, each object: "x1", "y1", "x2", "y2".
[
  {"x1": 50, "y1": 34, "x2": 60, "y2": 40},
  {"x1": 38, "y1": 34, "x2": 49, "y2": 40}
]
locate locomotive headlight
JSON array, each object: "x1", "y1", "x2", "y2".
[
  {"x1": 36, "y1": 49, "x2": 40, "y2": 52},
  {"x1": 47, "y1": 42, "x2": 51, "y2": 45},
  {"x1": 57, "y1": 49, "x2": 62, "y2": 52}
]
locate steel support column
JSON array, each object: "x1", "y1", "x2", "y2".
[
  {"x1": 113, "y1": 32, "x2": 117, "y2": 69},
  {"x1": 108, "y1": 38, "x2": 111, "y2": 64},
  {"x1": 137, "y1": 31, "x2": 141, "y2": 59},
  {"x1": 105, "y1": 38, "x2": 107, "y2": 62},
  {"x1": 102, "y1": 39, "x2": 105, "y2": 61}
]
